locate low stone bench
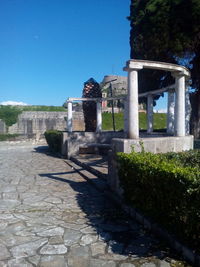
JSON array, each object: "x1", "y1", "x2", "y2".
[{"x1": 79, "y1": 143, "x2": 111, "y2": 155}]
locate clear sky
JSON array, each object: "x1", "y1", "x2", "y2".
[{"x1": 0, "y1": 0, "x2": 131, "y2": 106}]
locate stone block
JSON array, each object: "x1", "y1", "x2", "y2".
[
  {"x1": 174, "y1": 136, "x2": 194, "y2": 152},
  {"x1": 111, "y1": 136, "x2": 193, "y2": 155},
  {"x1": 142, "y1": 139, "x2": 156, "y2": 153},
  {"x1": 8, "y1": 111, "x2": 68, "y2": 138},
  {"x1": 62, "y1": 132, "x2": 125, "y2": 159},
  {"x1": 155, "y1": 138, "x2": 175, "y2": 153}
]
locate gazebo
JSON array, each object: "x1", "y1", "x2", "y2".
[{"x1": 63, "y1": 60, "x2": 193, "y2": 159}]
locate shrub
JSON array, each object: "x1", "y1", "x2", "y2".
[
  {"x1": 117, "y1": 151, "x2": 200, "y2": 252},
  {"x1": 161, "y1": 149, "x2": 200, "y2": 168},
  {"x1": 0, "y1": 105, "x2": 22, "y2": 126},
  {"x1": 0, "y1": 134, "x2": 19, "y2": 141},
  {"x1": 44, "y1": 130, "x2": 62, "y2": 153}
]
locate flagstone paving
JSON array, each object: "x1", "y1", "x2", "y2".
[{"x1": 0, "y1": 141, "x2": 190, "y2": 266}]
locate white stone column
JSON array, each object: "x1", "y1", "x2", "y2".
[
  {"x1": 127, "y1": 69, "x2": 139, "y2": 139},
  {"x1": 147, "y1": 94, "x2": 153, "y2": 133},
  {"x1": 174, "y1": 73, "x2": 186, "y2": 136},
  {"x1": 124, "y1": 97, "x2": 128, "y2": 134},
  {"x1": 185, "y1": 80, "x2": 191, "y2": 135},
  {"x1": 67, "y1": 101, "x2": 73, "y2": 132},
  {"x1": 96, "y1": 101, "x2": 102, "y2": 132},
  {"x1": 167, "y1": 89, "x2": 175, "y2": 135}
]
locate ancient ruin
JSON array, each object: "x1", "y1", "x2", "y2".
[{"x1": 63, "y1": 60, "x2": 193, "y2": 159}]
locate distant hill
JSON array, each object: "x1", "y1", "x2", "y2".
[{"x1": 0, "y1": 105, "x2": 66, "y2": 127}]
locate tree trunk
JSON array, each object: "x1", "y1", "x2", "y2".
[{"x1": 190, "y1": 91, "x2": 200, "y2": 139}]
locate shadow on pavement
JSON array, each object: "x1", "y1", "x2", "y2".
[
  {"x1": 33, "y1": 145, "x2": 62, "y2": 159},
  {"x1": 39, "y1": 170, "x2": 182, "y2": 263}
]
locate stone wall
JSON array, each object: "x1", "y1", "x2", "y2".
[
  {"x1": 72, "y1": 112, "x2": 85, "y2": 131},
  {"x1": 62, "y1": 131, "x2": 126, "y2": 158},
  {"x1": 8, "y1": 111, "x2": 85, "y2": 139},
  {"x1": 8, "y1": 111, "x2": 68, "y2": 139},
  {"x1": 101, "y1": 75, "x2": 127, "y2": 95},
  {"x1": 0, "y1": 119, "x2": 6, "y2": 134}
]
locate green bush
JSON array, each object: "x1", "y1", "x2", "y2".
[
  {"x1": 0, "y1": 134, "x2": 19, "y2": 141},
  {"x1": 44, "y1": 130, "x2": 62, "y2": 153},
  {"x1": 162, "y1": 149, "x2": 200, "y2": 168},
  {"x1": 0, "y1": 106, "x2": 22, "y2": 127},
  {"x1": 117, "y1": 151, "x2": 200, "y2": 252}
]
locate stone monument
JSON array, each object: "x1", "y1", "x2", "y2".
[{"x1": 82, "y1": 78, "x2": 102, "y2": 132}]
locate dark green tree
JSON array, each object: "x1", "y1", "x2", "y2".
[{"x1": 129, "y1": 0, "x2": 200, "y2": 138}]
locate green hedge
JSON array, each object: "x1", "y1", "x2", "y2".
[
  {"x1": 44, "y1": 130, "x2": 62, "y2": 153},
  {"x1": 0, "y1": 106, "x2": 22, "y2": 127},
  {"x1": 0, "y1": 134, "x2": 19, "y2": 141},
  {"x1": 117, "y1": 151, "x2": 200, "y2": 252},
  {"x1": 162, "y1": 149, "x2": 200, "y2": 168}
]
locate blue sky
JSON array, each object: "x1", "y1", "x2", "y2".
[
  {"x1": 0, "y1": 0, "x2": 130, "y2": 106},
  {"x1": 0, "y1": 0, "x2": 165, "y2": 109}
]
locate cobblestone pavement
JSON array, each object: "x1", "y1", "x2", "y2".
[{"x1": 0, "y1": 141, "x2": 189, "y2": 267}]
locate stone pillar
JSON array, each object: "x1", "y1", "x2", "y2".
[
  {"x1": 174, "y1": 73, "x2": 186, "y2": 136},
  {"x1": 96, "y1": 101, "x2": 102, "y2": 132},
  {"x1": 185, "y1": 80, "x2": 191, "y2": 135},
  {"x1": 0, "y1": 119, "x2": 6, "y2": 134},
  {"x1": 147, "y1": 94, "x2": 153, "y2": 133},
  {"x1": 124, "y1": 97, "x2": 128, "y2": 134},
  {"x1": 127, "y1": 69, "x2": 139, "y2": 139},
  {"x1": 167, "y1": 89, "x2": 175, "y2": 135},
  {"x1": 67, "y1": 101, "x2": 73, "y2": 132}
]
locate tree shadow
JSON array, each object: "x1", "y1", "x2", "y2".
[
  {"x1": 33, "y1": 145, "x2": 62, "y2": 159},
  {"x1": 39, "y1": 169, "x2": 182, "y2": 262}
]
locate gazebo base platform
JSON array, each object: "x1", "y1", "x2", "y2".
[
  {"x1": 61, "y1": 131, "x2": 193, "y2": 159},
  {"x1": 112, "y1": 135, "x2": 194, "y2": 154}
]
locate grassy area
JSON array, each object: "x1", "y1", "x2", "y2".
[
  {"x1": 0, "y1": 105, "x2": 66, "y2": 127},
  {"x1": 102, "y1": 112, "x2": 167, "y2": 131},
  {"x1": 21, "y1": 105, "x2": 66, "y2": 112},
  {"x1": 102, "y1": 112, "x2": 124, "y2": 131},
  {"x1": 0, "y1": 134, "x2": 19, "y2": 141}
]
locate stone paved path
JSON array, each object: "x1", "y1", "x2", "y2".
[{"x1": 0, "y1": 141, "x2": 189, "y2": 267}]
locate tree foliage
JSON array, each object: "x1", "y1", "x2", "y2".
[
  {"x1": 0, "y1": 106, "x2": 22, "y2": 127},
  {"x1": 129, "y1": 0, "x2": 200, "y2": 137},
  {"x1": 129, "y1": 0, "x2": 200, "y2": 88}
]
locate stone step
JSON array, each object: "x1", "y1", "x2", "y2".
[
  {"x1": 70, "y1": 155, "x2": 108, "y2": 180},
  {"x1": 64, "y1": 159, "x2": 109, "y2": 192}
]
